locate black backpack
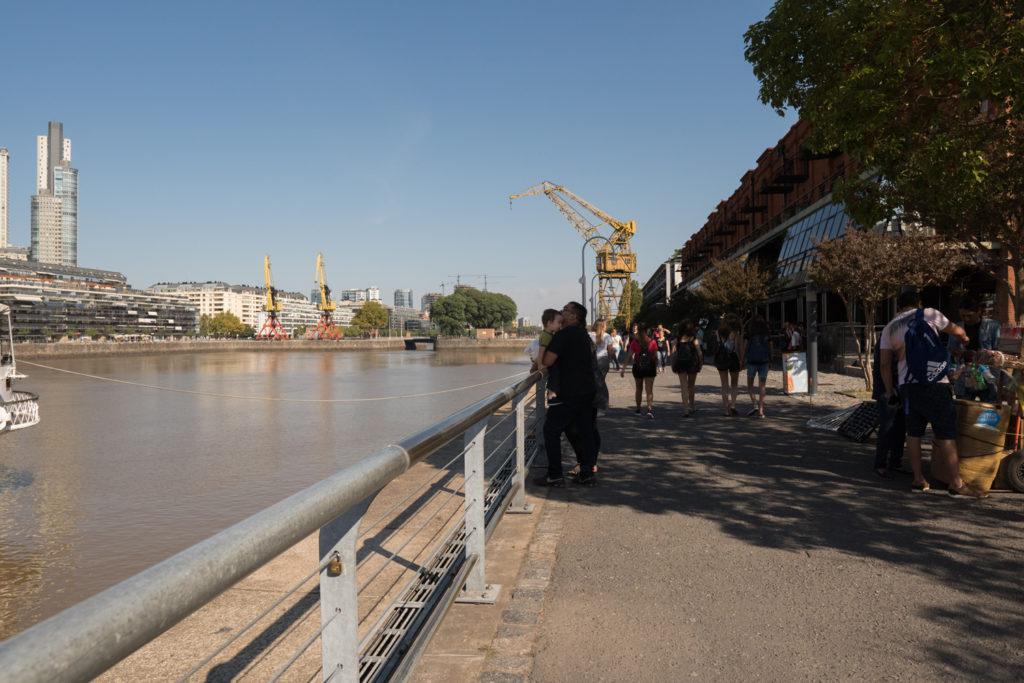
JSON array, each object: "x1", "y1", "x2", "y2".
[{"x1": 634, "y1": 343, "x2": 656, "y2": 373}]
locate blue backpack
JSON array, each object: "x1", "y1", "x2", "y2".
[{"x1": 903, "y1": 309, "x2": 950, "y2": 384}]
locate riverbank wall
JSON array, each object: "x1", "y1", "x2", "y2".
[
  {"x1": 434, "y1": 338, "x2": 527, "y2": 350},
  {"x1": 13, "y1": 337, "x2": 529, "y2": 360}
]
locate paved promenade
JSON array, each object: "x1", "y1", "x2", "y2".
[{"x1": 524, "y1": 367, "x2": 1023, "y2": 681}]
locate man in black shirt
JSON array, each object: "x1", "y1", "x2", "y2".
[{"x1": 537, "y1": 301, "x2": 597, "y2": 487}]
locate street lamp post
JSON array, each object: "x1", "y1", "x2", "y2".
[
  {"x1": 590, "y1": 273, "x2": 600, "y2": 324},
  {"x1": 581, "y1": 236, "x2": 610, "y2": 310}
]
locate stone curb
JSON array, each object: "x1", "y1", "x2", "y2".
[{"x1": 479, "y1": 489, "x2": 569, "y2": 682}]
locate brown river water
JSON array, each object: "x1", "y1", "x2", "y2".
[{"x1": 0, "y1": 348, "x2": 528, "y2": 639}]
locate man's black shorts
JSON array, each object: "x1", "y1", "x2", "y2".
[{"x1": 902, "y1": 383, "x2": 957, "y2": 440}]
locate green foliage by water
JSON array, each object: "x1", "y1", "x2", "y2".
[
  {"x1": 199, "y1": 312, "x2": 255, "y2": 338},
  {"x1": 350, "y1": 301, "x2": 389, "y2": 337},
  {"x1": 429, "y1": 287, "x2": 517, "y2": 336}
]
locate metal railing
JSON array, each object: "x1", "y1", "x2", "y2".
[{"x1": 0, "y1": 371, "x2": 548, "y2": 682}]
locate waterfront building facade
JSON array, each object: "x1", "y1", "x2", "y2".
[
  {"x1": 0, "y1": 258, "x2": 196, "y2": 340},
  {"x1": 388, "y1": 305, "x2": 424, "y2": 334},
  {"x1": 339, "y1": 288, "x2": 367, "y2": 302},
  {"x1": 421, "y1": 292, "x2": 442, "y2": 312},
  {"x1": 394, "y1": 288, "x2": 413, "y2": 309},
  {"x1": 30, "y1": 121, "x2": 78, "y2": 266},
  {"x1": 641, "y1": 118, "x2": 1014, "y2": 352},
  {"x1": 0, "y1": 147, "x2": 8, "y2": 247},
  {"x1": 148, "y1": 281, "x2": 321, "y2": 335}
]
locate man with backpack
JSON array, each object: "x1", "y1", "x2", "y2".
[{"x1": 878, "y1": 289, "x2": 984, "y2": 497}]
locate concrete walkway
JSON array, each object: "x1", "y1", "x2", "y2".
[{"x1": 530, "y1": 367, "x2": 1024, "y2": 681}]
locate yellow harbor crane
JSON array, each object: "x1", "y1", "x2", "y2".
[
  {"x1": 256, "y1": 255, "x2": 287, "y2": 339},
  {"x1": 510, "y1": 181, "x2": 637, "y2": 322},
  {"x1": 314, "y1": 252, "x2": 341, "y2": 339}
]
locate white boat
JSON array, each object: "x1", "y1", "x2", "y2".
[{"x1": 0, "y1": 303, "x2": 40, "y2": 432}]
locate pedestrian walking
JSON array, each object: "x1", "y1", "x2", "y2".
[
  {"x1": 671, "y1": 319, "x2": 703, "y2": 416},
  {"x1": 536, "y1": 301, "x2": 598, "y2": 487},
  {"x1": 654, "y1": 324, "x2": 670, "y2": 373},
  {"x1": 622, "y1": 325, "x2": 658, "y2": 417},
  {"x1": 872, "y1": 340, "x2": 905, "y2": 478},
  {"x1": 713, "y1": 317, "x2": 741, "y2": 416},
  {"x1": 608, "y1": 327, "x2": 623, "y2": 370},
  {"x1": 878, "y1": 289, "x2": 984, "y2": 497},
  {"x1": 745, "y1": 315, "x2": 772, "y2": 418}
]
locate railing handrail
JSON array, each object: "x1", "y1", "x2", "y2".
[{"x1": 0, "y1": 369, "x2": 544, "y2": 683}]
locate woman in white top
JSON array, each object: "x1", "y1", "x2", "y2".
[{"x1": 608, "y1": 328, "x2": 622, "y2": 370}]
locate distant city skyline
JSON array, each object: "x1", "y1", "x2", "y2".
[{"x1": 0, "y1": 2, "x2": 792, "y2": 320}]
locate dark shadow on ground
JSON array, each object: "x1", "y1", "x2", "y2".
[{"x1": 531, "y1": 371, "x2": 1024, "y2": 676}]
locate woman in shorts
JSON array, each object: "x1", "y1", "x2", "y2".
[
  {"x1": 713, "y1": 317, "x2": 741, "y2": 416},
  {"x1": 672, "y1": 319, "x2": 703, "y2": 417},
  {"x1": 622, "y1": 326, "x2": 659, "y2": 418}
]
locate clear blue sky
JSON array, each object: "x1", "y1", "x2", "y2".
[{"x1": 1, "y1": 1, "x2": 793, "y2": 321}]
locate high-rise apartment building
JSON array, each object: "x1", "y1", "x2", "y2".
[
  {"x1": 421, "y1": 292, "x2": 443, "y2": 312},
  {"x1": 394, "y1": 288, "x2": 413, "y2": 308},
  {"x1": 366, "y1": 287, "x2": 381, "y2": 302},
  {"x1": 30, "y1": 121, "x2": 78, "y2": 265},
  {"x1": 0, "y1": 148, "x2": 8, "y2": 247}
]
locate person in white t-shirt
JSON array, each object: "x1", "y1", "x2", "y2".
[
  {"x1": 878, "y1": 289, "x2": 982, "y2": 497},
  {"x1": 608, "y1": 329, "x2": 623, "y2": 370}
]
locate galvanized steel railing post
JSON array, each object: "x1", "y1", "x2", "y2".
[
  {"x1": 456, "y1": 419, "x2": 500, "y2": 604},
  {"x1": 533, "y1": 377, "x2": 547, "y2": 460},
  {"x1": 507, "y1": 394, "x2": 534, "y2": 514},
  {"x1": 319, "y1": 498, "x2": 373, "y2": 682}
]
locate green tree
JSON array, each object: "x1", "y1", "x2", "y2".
[
  {"x1": 200, "y1": 312, "x2": 249, "y2": 338},
  {"x1": 430, "y1": 294, "x2": 469, "y2": 336},
  {"x1": 429, "y1": 288, "x2": 517, "y2": 335},
  {"x1": 350, "y1": 301, "x2": 388, "y2": 337},
  {"x1": 698, "y1": 258, "x2": 773, "y2": 328},
  {"x1": 611, "y1": 279, "x2": 643, "y2": 332},
  {"x1": 745, "y1": 1, "x2": 1024, "y2": 342},
  {"x1": 808, "y1": 229, "x2": 964, "y2": 390}
]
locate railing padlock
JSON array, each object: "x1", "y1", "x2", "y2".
[{"x1": 327, "y1": 551, "x2": 342, "y2": 577}]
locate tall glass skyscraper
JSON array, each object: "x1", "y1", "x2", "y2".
[
  {"x1": 394, "y1": 288, "x2": 413, "y2": 308},
  {"x1": 30, "y1": 121, "x2": 78, "y2": 265}
]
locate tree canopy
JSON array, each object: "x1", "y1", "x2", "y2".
[
  {"x1": 745, "y1": 1, "x2": 1024, "y2": 320},
  {"x1": 611, "y1": 279, "x2": 642, "y2": 332},
  {"x1": 698, "y1": 258, "x2": 773, "y2": 325},
  {"x1": 429, "y1": 287, "x2": 517, "y2": 336},
  {"x1": 350, "y1": 301, "x2": 389, "y2": 337},
  {"x1": 807, "y1": 229, "x2": 964, "y2": 389},
  {"x1": 200, "y1": 312, "x2": 255, "y2": 338}
]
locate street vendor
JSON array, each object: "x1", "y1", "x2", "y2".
[{"x1": 948, "y1": 298, "x2": 1000, "y2": 402}]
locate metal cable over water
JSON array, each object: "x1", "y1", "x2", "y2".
[{"x1": 19, "y1": 360, "x2": 528, "y2": 403}]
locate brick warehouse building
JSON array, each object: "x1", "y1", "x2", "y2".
[{"x1": 652, "y1": 119, "x2": 1017, "y2": 342}]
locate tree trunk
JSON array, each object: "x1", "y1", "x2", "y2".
[
  {"x1": 842, "y1": 297, "x2": 869, "y2": 389},
  {"x1": 863, "y1": 310, "x2": 876, "y2": 394}
]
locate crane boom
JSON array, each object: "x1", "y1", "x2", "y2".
[
  {"x1": 315, "y1": 252, "x2": 335, "y2": 312},
  {"x1": 263, "y1": 255, "x2": 282, "y2": 313},
  {"x1": 509, "y1": 180, "x2": 638, "y2": 323}
]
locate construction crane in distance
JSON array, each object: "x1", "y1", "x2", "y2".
[
  {"x1": 510, "y1": 181, "x2": 637, "y2": 323},
  {"x1": 314, "y1": 252, "x2": 341, "y2": 339},
  {"x1": 445, "y1": 274, "x2": 514, "y2": 292},
  {"x1": 256, "y1": 255, "x2": 288, "y2": 340}
]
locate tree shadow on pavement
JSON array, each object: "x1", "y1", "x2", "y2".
[{"x1": 535, "y1": 374, "x2": 1024, "y2": 676}]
